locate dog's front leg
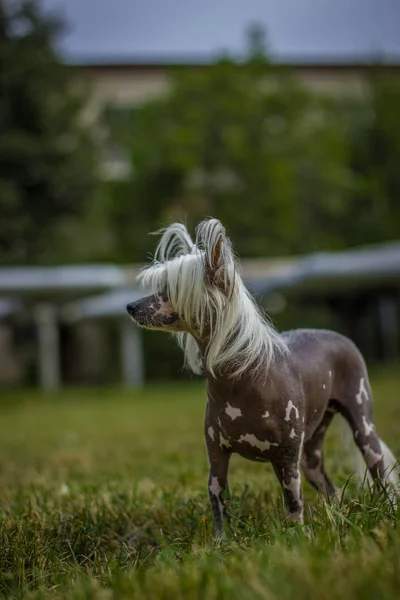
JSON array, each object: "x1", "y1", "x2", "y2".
[
  {"x1": 272, "y1": 450, "x2": 304, "y2": 525},
  {"x1": 205, "y1": 434, "x2": 231, "y2": 539}
]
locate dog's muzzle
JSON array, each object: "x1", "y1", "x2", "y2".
[{"x1": 126, "y1": 301, "x2": 140, "y2": 318}]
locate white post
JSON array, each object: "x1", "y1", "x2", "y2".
[
  {"x1": 120, "y1": 320, "x2": 144, "y2": 387},
  {"x1": 34, "y1": 303, "x2": 61, "y2": 391}
]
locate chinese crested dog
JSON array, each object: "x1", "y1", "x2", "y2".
[{"x1": 127, "y1": 218, "x2": 399, "y2": 537}]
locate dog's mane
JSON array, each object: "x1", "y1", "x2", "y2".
[{"x1": 138, "y1": 219, "x2": 288, "y2": 379}]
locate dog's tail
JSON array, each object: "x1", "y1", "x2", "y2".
[
  {"x1": 339, "y1": 419, "x2": 400, "y2": 502},
  {"x1": 355, "y1": 437, "x2": 400, "y2": 501},
  {"x1": 378, "y1": 439, "x2": 400, "y2": 495}
]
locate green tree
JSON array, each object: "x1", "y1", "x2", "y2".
[
  {"x1": 341, "y1": 72, "x2": 400, "y2": 246},
  {"x1": 0, "y1": 0, "x2": 98, "y2": 264},
  {"x1": 105, "y1": 24, "x2": 354, "y2": 262}
]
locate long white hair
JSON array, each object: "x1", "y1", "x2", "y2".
[{"x1": 138, "y1": 218, "x2": 288, "y2": 379}]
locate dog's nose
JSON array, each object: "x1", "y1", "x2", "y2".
[{"x1": 126, "y1": 301, "x2": 139, "y2": 316}]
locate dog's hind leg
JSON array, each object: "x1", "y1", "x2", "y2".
[{"x1": 301, "y1": 406, "x2": 338, "y2": 499}]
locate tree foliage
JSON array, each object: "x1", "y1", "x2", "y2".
[
  {"x1": 342, "y1": 73, "x2": 400, "y2": 247},
  {"x1": 104, "y1": 26, "x2": 400, "y2": 264},
  {"x1": 0, "y1": 0, "x2": 98, "y2": 264}
]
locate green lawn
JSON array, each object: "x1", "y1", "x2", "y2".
[{"x1": 0, "y1": 369, "x2": 400, "y2": 599}]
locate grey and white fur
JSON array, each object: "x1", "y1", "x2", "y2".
[{"x1": 127, "y1": 218, "x2": 399, "y2": 536}]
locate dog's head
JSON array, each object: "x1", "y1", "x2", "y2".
[
  {"x1": 126, "y1": 219, "x2": 236, "y2": 335},
  {"x1": 127, "y1": 218, "x2": 287, "y2": 379}
]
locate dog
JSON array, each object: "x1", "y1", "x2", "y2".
[{"x1": 127, "y1": 218, "x2": 399, "y2": 537}]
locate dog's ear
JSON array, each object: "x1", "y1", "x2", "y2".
[
  {"x1": 196, "y1": 218, "x2": 235, "y2": 295},
  {"x1": 153, "y1": 223, "x2": 195, "y2": 262}
]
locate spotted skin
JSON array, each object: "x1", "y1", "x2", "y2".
[
  {"x1": 204, "y1": 329, "x2": 391, "y2": 536},
  {"x1": 127, "y1": 292, "x2": 183, "y2": 331},
  {"x1": 128, "y1": 286, "x2": 395, "y2": 537}
]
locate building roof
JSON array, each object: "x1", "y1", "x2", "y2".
[{"x1": 74, "y1": 56, "x2": 400, "y2": 72}]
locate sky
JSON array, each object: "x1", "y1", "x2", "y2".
[{"x1": 43, "y1": 0, "x2": 400, "y2": 63}]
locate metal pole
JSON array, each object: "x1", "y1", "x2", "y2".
[{"x1": 34, "y1": 303, "x2": 61, "y2": 391}]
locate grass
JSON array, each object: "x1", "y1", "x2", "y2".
[{"x1": 0, "y1": 368, "x2": 399, "y2": 599}]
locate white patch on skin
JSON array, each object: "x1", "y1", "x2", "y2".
[
  {"x1": 238, "y1": 433, "x2": 277, "y2": 452},
  {"x1": 284, "y1": 401, "x2": 299, "y2": 422},
  {"x1": 219, "y1": 433, "x2": 231, "y2": 449},
  {"x1": 282, "y1": 474, "x2": 301, "y2": 494},
  {"x1": 329, "y1": 371, "x2": 332, "y2": 378},
  {"x1": 289, "y1": 428, "x2": 296, "y2": 439},
  {"x1": 209, "y1": 476, "x2": 224, "y2": 517},
  {"x1": 282, "y1": 472, "x2": 303, "y2": 523},
  {"x1": 207, "y1": 426, "x2": 215, "y2": 442},
  {"x1": 362, "y1": 416, "x2": 374, "y2": 437},
  {"x1": 363, "y1": 445, "x2": 383, "y2": 468},
  {"x1": 322, "y1": 384, "x2": 326, "y2": 390},
  {"x1": 209, "y1": 476, "x2": 221, "y2": 497},
  {"x1": 314, "y1": 449, "x2": 322, "y2": 459},
  {"x1": 225, "y1": 403, "x2": 242, "y2": 420},
  {"x1": 262, "y1": 410, "x2": 270, "y2": 419},
  {"x1": 356, "y1": 377, "x2": 369, "y2": 404},
  {"x1": 154, "y1": 302, "x2": 176, "y2": 318},
  {"x1": 299, "y1": 431, "x2": 305, "y2": 455},
  {"x1": 217, "y1": 418, "x2": 222, "y2": 427}
]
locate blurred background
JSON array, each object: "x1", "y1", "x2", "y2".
[{"x1": 1, "y1": 0, "x2": 400, "y2": 390}]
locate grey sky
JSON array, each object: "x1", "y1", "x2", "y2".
[{"x1": 45, "y1": 0, "x2": 400, "y2": 62}]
